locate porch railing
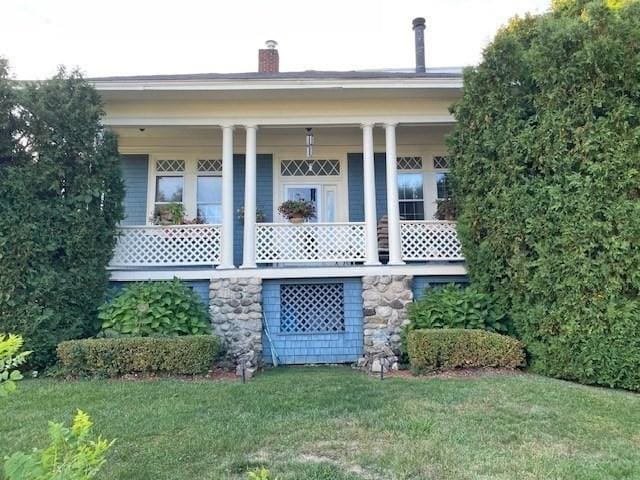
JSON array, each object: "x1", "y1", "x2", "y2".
[
  {"x1": 255, "y1": 222, "x2": 367, "y2": 264},
  {"x1": 110, "y1": 224, "x2": 222, "y2": 268},
  {"x1": 400, "y1": 221, "x2": 463, "y2": 261}
]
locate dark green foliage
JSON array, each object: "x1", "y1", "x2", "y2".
[
  {"x1": 99, "y1": 280, "x2": 210, "y2": 337},
  {"x1": 448, "y1": 0, "x2": 640, "y2": 390},
  {"x1": 408, "y1": 284, "x2": 510, "y2": 333},
  {"x1": 407, "y1": 329, "x2": 525, "y2": 373},
  {"x1": 56, "y1": 336, "x2": 219, "y2": 377},
  {"x1": 0, "y1": 64, "x2": 124, "y2": 369}
]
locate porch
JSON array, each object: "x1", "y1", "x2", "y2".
[{"x1": 107, "y1": 123, "x2": 465, "y2": 277}]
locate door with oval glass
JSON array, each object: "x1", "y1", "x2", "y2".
[{"x1": 283, "y1": 184, "x2": 336, "y2": 223}]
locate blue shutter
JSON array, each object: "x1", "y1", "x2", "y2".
[
  {"x1": 347, "y1": 152, "x2": 388, "y2": 222},
  {"x1": 120, "y1": 154, "x2": 149, "y2": 225},
  {"x1": 233, "y1": 154, "x2": 273, "y2": 266}
]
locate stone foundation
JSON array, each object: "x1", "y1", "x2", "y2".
[
  {"x1": 358, "y1": 275, "x2": 413, "y2": 372},
  {"x1": 209, "y1": 277, "x2": 263, "y2": 378}
]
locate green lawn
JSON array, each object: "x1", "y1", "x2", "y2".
[{"x1": 2, "y1": 368, "x2": 639, "y2": 480}]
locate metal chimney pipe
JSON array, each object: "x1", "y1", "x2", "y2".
[{"x1": 412, "y1": 17, "x2": 426, "y2": 73}]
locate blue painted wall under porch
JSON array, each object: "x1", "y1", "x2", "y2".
[
  {"x1": 262, "y1": 278, "x2": 364, "y2": 365},
  {"x1": 412, "y1": 275, "x2": 470, "y2": 301},
  {"x1": 108, "y1": 280, "x2": 210, "y2": 307}
]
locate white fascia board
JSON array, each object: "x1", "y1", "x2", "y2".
[
  {"x1": 102, "y1": 114, "x2": 456, "y2": 127},
  {"x1": 92, "y1": 77, "x2": 463, "y2": 92},
  {"x1": 109, "y1": 263, "x2": 468, "y2": 281}
]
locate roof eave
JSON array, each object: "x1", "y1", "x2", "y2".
[{"x1": 91, "y1": 77, "x2": 463, "y2": 92}]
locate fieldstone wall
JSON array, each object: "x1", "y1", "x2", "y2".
[
  {"x1": 209, "y1": 277, "x2": 263, "y2": 378},
  {"x1": 358, "y1": 275, "x2": 413, "y2": 372}
]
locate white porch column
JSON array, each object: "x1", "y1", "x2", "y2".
[
  {"x1": 361, "y1": 123, "x2": 381, "y2": 266},
  {"x1": 384, "y1": 123, "x2": 405, "y2": 265},
  {"x1": 218, "y1": 125, "x2": 235, "y2": 269},
  {"x1": 241, "y1": 125, "x2": 258, "y2": 269}
]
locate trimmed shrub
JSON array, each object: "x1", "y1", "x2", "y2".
[
  {"x1": 98, "y1": 280, "x2": 210, "y2": 337},
  {"x1": 447, "y1": 1, "x2": 640, "y2": 390},
  {"x1": 407, "y1": 329, "x2": 525, "y2": 372},
  {"x1": 57, "y1": 336, "x2": 219, "y2": 377}
]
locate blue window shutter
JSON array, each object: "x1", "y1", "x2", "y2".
[
  {"x1": 120, "y1": 154, "x2": 149, "y2": 225},
  {"x1": 233, "y1": 154, "x2": 273, "y2": 266},
  {"x1": 348, "y1": 152, "x2": 387, "y2": 222}
]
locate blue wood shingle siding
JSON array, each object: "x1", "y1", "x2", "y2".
[
  {"x1": 109, "y1": 280, "x2": 210, "y2": 306},
  {"x1": 120, "y1": 154, "x2": 149, "y2": 225},
  {"x1": 347, "y1": 153, "x2": 388, "y2": 222},
  {"x1": 233, "y1": 154, "x2": 273, "y2": 266},
  {"x1": 262, "y1": 278, "x2": 363, "y2": 364},
  {"x1": 412, "y1": 275, "x2": 470, "y2": 301}
]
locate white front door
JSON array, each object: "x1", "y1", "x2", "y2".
[{"x1": 284, "y1": 185, "x2": 337, "y2": 223}]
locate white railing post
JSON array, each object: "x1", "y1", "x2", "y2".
[
  {"x1": 218, "y1": 125, "x2": 235, "y2": 269},
  {"x1": 384, "y1": 123, "x2": 405, "y2": 265},
  {"x1": 241, "y1": 125, "x2": 258, "y2": 269},
  {"x1": 361, "y1": 123, "x2": 381, "y2": 266}
]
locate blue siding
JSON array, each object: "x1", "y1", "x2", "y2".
[
  {"x1": 412, "y1": 276, "x2": 470, "y2": 301},
  {"x1": 262, "y1": 278, "x2": 363, "y2": 364},
  {"x1": 233, "y1": 154, "x2": 273, "y2": 266},
  {"x1": 347, "y1": 153, "x2": 387, "y2": 222},
  {"x1": 109, "y1": 280, "x2": 210, "y2": 307},
  {"x1": 120, "y1": 155, "x2": 149, "y2": 225}
]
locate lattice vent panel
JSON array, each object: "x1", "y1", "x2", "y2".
[
  {"x1": 280, "y1": 283, "x2": 345, "y2": 333},
  {"x1": 197, "y1": 159, "x2": 223, "y2": 173},
  {"x1": 281, "y1": 159, "x2": 340, "y2": 176},
  {"x1": 433, "y1": 156, "x2": 450, "y2": 169},
  {"x1": 156, "y1": 159, "x2": 185, "y2": 172},
  {"x1": 397, "y1": 156, "x2": 423, "y2": 170}
]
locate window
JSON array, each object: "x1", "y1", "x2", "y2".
[
  {"x1": 436, "y1": 173, "x2": 451, "y2": 200},
  {"x1": 398, "y1": 172, "x2": 425, "y2": 220},
  {"x1": 153, "y1": 160, "x2": 185, "y2": 219},
  {"x1": 197, "y1": 176, "x2": 222, "y2": 223},
  {"x1": 397, "y1": 156, "x2": 423, "y2": 170}
]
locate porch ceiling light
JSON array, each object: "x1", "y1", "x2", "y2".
[{"x1": 305, "y1": 127, "x2": 314, "y2": 159}]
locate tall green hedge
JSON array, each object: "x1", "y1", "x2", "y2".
[
  {"x1": 448, "y1": 0, "x2": 640, "y2": 390},
  {"x1": 0, "y1": 63, "x2": 124, "y2": 369}
]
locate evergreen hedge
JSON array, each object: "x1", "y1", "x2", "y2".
[
  {"x1": 57, "y1": 336, "x2": 219, "y2": 377},
  {"x1": 0, "y1": 63, "x2": 124, "y2": 369},
  {"x1": 407, "y1": 329, "x2": 525, "y2": 373},
  {"x1": 448, "y1": 0, "x2": 640, "y2": 390}
]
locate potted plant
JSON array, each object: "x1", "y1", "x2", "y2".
[
  {"x1": 153, "y1": 203, "x2": 185, "y2": 225},
  {"x1": 277, "y1": 199, "x2": 316, "y2": 223}
]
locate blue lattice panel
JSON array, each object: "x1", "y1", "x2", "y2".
[{"x1": 262, "y1": 278, "x2": 363, "y2": 364}]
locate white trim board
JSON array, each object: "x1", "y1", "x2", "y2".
[{"x1": 109, "y1": 263, "x2": 468, "y2": 282}]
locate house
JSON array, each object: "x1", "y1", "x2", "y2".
[{"x1": 95, "y1": 18, "x2": 467, "y2": 373}]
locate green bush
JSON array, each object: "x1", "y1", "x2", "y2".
[
  {"x1": 0, "y1": 333, "x2": 31, "y2": 397},
  {"x1": 99, "y1": 280, "x2": 210, "y2": 337},
  {"x1": 56, "y1": 336, "x2": 219, "y2": 377},
  {"x1": 3, "y1": 410, "x2": 112, "y2": 480},
  {"x1": 407, "y1": 329, "x2": 525, "y2": 373},
  {"x1": 408, "y1": 284, "x2": 510, "y2": 332},
  {"x1": 0, "y1": 62, "x2": 124, "y2": 369},
  {"x1": 447, "y1": 0, "x2": 640, "y2": 390}
]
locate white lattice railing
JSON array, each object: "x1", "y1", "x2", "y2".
[
  {"x1": 110, "y1": 224, "x2": 222, "y2": 267},
  {"x1": 400, "y1": 221, "x2": 463, "y2": 261},
  {"x1": 255, "y1": 222, "x2": 366, "y2": 263}
]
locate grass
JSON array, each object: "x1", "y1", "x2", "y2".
[{"x1": 2, "y1": 367, "x2": 639, "y2": 480}]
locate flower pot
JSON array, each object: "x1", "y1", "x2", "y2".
[{"x1": 289, "y1": 215, "x2": 305, "y2": 224}]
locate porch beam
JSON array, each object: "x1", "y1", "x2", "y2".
[
  {"x1": 361, "y1": 123, "x2": 381, "y2": 266},
  {"x1": 241, "y1": 125, "x2": 258, "y2": 269},
  {"x1": 384, "y1": 123, "x2": 405, "y2": 265},
  {"x1": 218, "y1": 125, "x2": 235, "y2": 269}
]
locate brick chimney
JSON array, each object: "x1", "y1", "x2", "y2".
[{"x1": 258, "y1": 40, "x2": 279, "y2": 73}]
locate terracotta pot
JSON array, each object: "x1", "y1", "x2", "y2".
[{"x1": 289, "y1": 215, "x2": 305, "y2": 224}]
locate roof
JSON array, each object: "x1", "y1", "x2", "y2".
[{"x1": 89, "y1": 67, "x2": 464, "y2": 82}]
